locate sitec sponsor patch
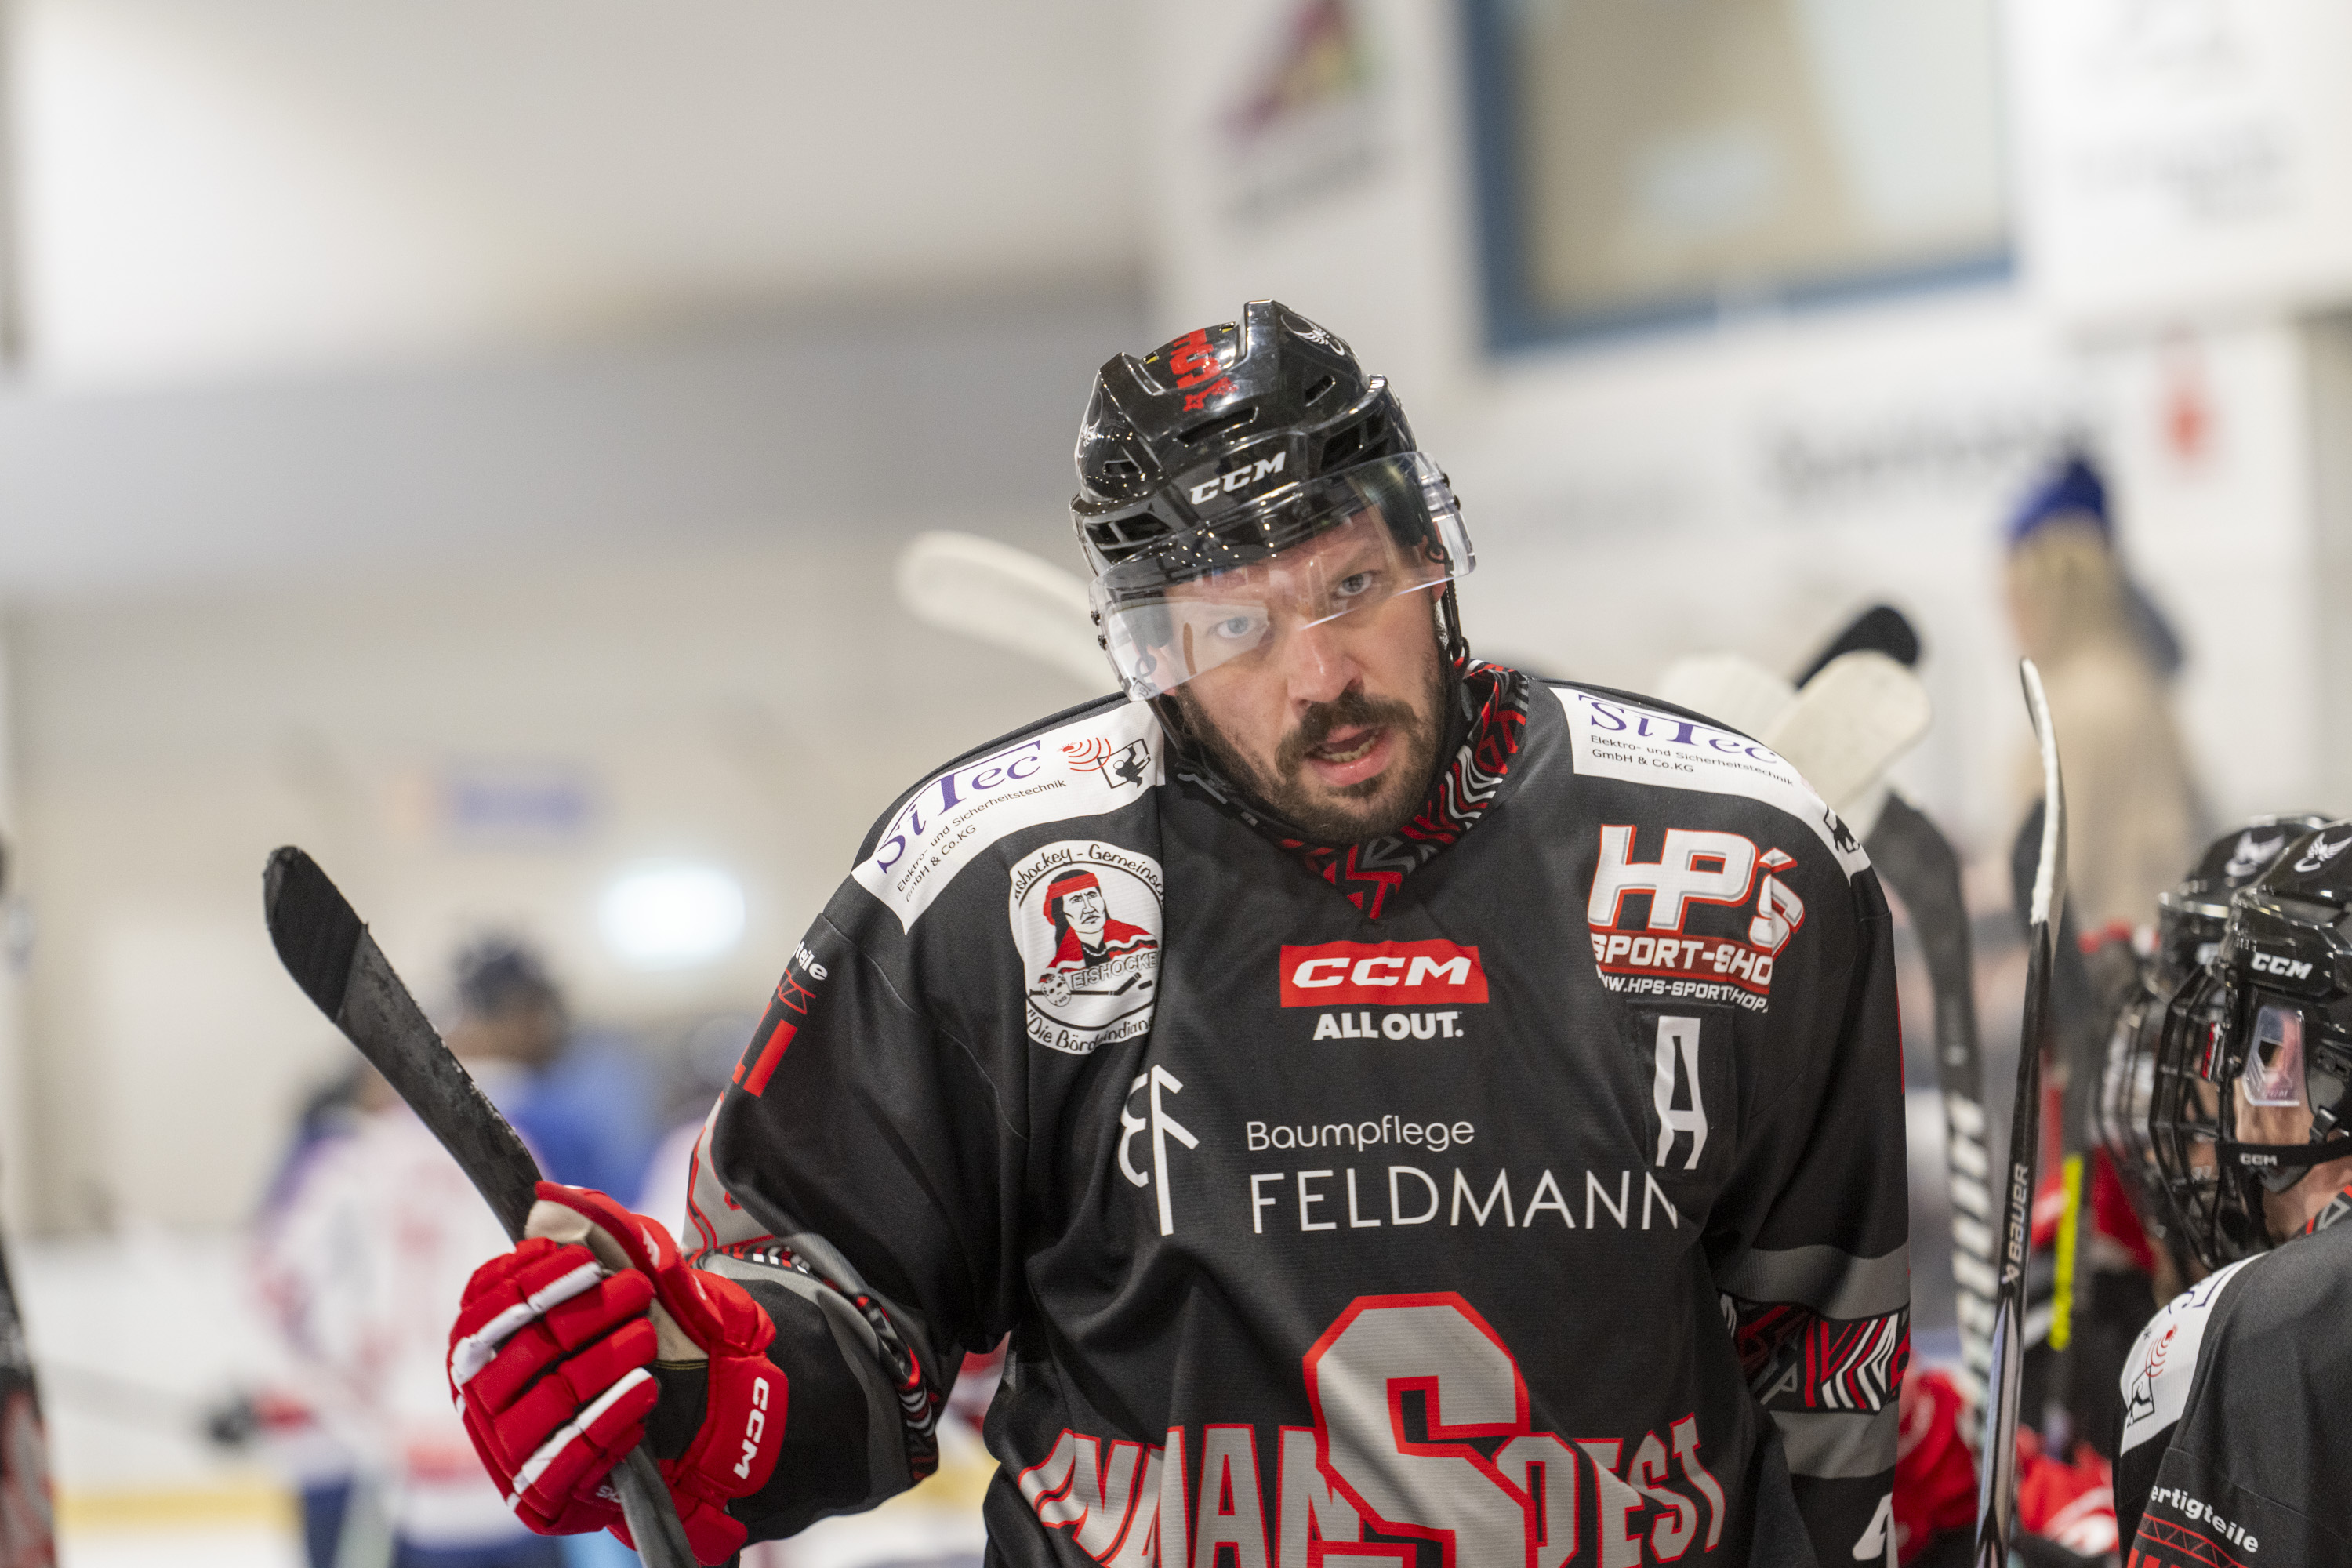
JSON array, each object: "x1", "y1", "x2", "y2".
[{"x1": 1279, "y1": 939, "x2": 1488, "y2": 1007}]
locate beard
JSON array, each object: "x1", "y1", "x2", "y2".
[{"x1": 1177, "y1": 652, "x2": 1450, "y2": 845}]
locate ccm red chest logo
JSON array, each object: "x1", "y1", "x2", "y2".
[{"x1": 1280, "y1": 939, "x2": 1489, "y2": 1007}]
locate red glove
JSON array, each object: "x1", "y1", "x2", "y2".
[
  {"x1": 448, "y1": 1182, "x2": 786, "y2": 1566},
  {"x1": 1893, "y1": 1367, "x2": 1976, "y2": 1565},
  {"x1": 2016, "y1": 1431, "x2": 2118, "y2": 1559}
]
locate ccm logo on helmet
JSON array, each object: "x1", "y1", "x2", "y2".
[
  {"x1": 1280, "y1": 939, "x2": 1487, "y2": 1007},
  {"x1": 734, "y1": 1377, "x2": 772, "y2": 1479},
  {"x1": 2251, "y1": 950, "x2": 2315, "y2": 980},
  {"x1": 1188, "y1": 452, "x2": 1287, "y2": 505}
]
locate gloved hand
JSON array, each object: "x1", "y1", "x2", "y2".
[
  {"x1": 2015, "y1": 1429, "x2": 2118, "y2": 1560},
  {"x1": 1892, "y1": 1366, "x2": 1976, "y2": 1564},
  {"x1": 448, "y1": 1181, "x2": 786, "y2": 1566}
]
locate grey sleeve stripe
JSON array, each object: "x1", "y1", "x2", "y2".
[
  {"x1": 1773, "y1": 1405, "x2": 1900, "y2": 1480},
  {"x1": 1715, "y1": 1242, "x2": 1910, "y2": 1319}
]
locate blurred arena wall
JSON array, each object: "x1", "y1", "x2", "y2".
[{"x1": 0, "y1": 0, "x2": 2340, "y2": 1250}]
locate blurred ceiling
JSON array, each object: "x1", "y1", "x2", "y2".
[{"x1": 13, "y1": 0, "x2": 1145, "y2": 387}]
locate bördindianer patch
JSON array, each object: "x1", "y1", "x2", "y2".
[{"x1": 1008, "y1": 840, "x2": 1163, "y2": 1054}]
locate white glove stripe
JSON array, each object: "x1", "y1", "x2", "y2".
[
  {"x1": 503, "y1": 1364, "x2": 655, "y2": 1510},
  {"x1": 451, "y1": 1259, "x2": 605, "y2": 1387}
]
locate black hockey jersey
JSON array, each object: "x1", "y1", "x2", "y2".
[
  {"x1": 684, "y1": 674, "x2": 1910, "y2": 1566},
  {"x1": 2113, "y1": 1187, "x2": 2352, "y2": 1566}
]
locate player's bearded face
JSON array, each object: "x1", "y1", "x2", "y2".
[{"x1": 1167, "y1": 523, "x2": 1448, "y2": 844}]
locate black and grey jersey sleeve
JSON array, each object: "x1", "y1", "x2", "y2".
[
  {"x1": 2117, "y1": 1232, "x2": 2352, "y2": 1566},
  {"x1": 1706, "y1": 862, "x2": 1910, "y2": 1563},
  {"x1": 678, "y1": 696, "x2": 1161, "y2": 1543}
]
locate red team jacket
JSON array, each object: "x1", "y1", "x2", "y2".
[{"x1": 681, "y1": 676, "x2": 1910, "y2": 1566}]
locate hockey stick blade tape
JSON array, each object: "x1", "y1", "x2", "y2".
[{"x1": 264, "y1": 847, "x2": 365, "y2": 1019}]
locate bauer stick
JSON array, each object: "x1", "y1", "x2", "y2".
[
  {"x1": 262, "y1": 847, "x2": 697, "y2": 1568},
  {"x1": 1975, "y1": 660, "x2": 2064, "y2": 1567}
]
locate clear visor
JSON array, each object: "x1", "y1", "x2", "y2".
[
  {"x1": 1090, "y1": 453, "x2": 1474, "y2": 701},
  {"x1": 2243, "y1": 1003, "x2": 2307, "y2": 1108}
]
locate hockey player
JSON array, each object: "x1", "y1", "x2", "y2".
[
  {"x1": 2100, "y1": 814, "x2": 2328, "y2": 1282},
  {"x1": 2112, "y1": 819, "x2": 2352, "y2": 1563},
  {"x1": 445, "y1": 303, "x2": 1910, "y2": 1566}
]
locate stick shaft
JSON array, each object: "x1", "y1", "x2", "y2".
[
  {"x1": 1975, "y1": 662, "x2": 2067, "y2": 1566},
  {"x1": 264, "y1": 848, "x2": 701, "y2": 1568}
]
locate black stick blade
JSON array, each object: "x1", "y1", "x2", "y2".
[
  {"x1": 1795, "y1": 604, "x2": 1922, "y2": 688},
  {"x1": 265, "y1": 847, "x2": 365, "y2": 1019}
]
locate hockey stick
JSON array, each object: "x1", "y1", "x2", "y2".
[
  {"x1": 1974, "y1": 659, "x2": 2065, "y2": 1568},
  {"x1": 1866, "y1": 794, "x2": 1994, "y2": 1414},
  {"x1": 2006, "y1": 800, "x2": 2107, "y2": 1461},
  {"x1": 1761, "y1": 651, "x2": 1929, "y2": 835},
  {"x1": 262, "y1": 847, "x2": 698, "y2": 1568},
  {"x1": 1732, "y1": 609, "x2": 1998, "y2": 1418},
  {"x1": 895, "y1": 531, "x2": 1110, "y2": 690},
  {"x1": 1793, "y1": 603, "x2": 1921, "y2": 687}
]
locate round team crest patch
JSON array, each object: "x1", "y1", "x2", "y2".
[{"x1": 1007, "y1": 840, "x2": 1163, "y2": 1054}]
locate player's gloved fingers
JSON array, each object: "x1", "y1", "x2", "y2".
[
  {"x1": 460, "y1": 1319, "x2": 567, "y2": 1418},
  {"x1": 543, "y1": 1269, "x2": 654, "y2": 1350},
  {"x1": 482, "y1": 1319, "x2": 659, "y2": 1468},
  {"x1": 452, "y1": 1241, "x2": 608, "y2": 1385},
  {"x1": 462, "y1": 1273, "x2": 655, "y2": 1414},
  {"x1": 454, "y1": 1237, "x2": 599, "y2": 1336},
  {"x1": 504, "y1": 1367, "x2": 657, "y2": 1524}
]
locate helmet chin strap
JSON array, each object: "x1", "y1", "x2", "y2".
[
  {"x1": 2221, "y1": 1134, "x2": 2352, "y2": 1192},
  {"x1": 1436, "y1": 582, "x2": 1469, "y2": 668}
]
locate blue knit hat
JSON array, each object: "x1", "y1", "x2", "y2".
[{"x1": 2005, "y1": 452, "x2": 2111, "y2": 548}]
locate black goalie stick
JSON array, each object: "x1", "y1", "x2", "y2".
[
  {"x1": 1865, "y1": 793, "x2": 1994, "y2": 1415},
  {"x1": 1974, "y1": 661, "x2": 2065, "y2": 1568},
  {"x1": 263, "y1": 847, "x2": 698, "y2": 1568}
]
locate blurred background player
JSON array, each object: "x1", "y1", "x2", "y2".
[
  {"x1": 252, "y1": 938, "x2": 663, "y2": 1568},
  {"x1": 444, "y1": 938, "x2": 662, "y2": 1207},
  {"x1": 2002, "y1": 452, "x2": 2204, "y2": 934}
]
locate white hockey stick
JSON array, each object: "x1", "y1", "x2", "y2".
[
  {"x1": 1656, "y1": 648, "x2": 1931, "y2": 835},
  {"x1": 1974, "y1": 660, "x2": 2065, "y2": 1567},
  {"x1": 895, "y1": 532, "x2": 1111, "y2": 691}
]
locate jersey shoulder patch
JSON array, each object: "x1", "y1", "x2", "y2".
[
  {"x1": 1542, "y1": 682, "x2": 1871, "y2": 877},
  {"x1": 2118, "y1": 1254, "x2": 2258, "y2": 1456},
  {"x1": 851, "y1": 699, "x2": 1165, "y2": 931}
]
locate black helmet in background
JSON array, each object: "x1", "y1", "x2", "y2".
[
  {"x1": 2151, "y1": 815, "x2": 2332, "y2": 989},
  {"x1": 2144, "y1": 821, "x2": 2352, "y2": 1269},
  {"x1": 2099, "y1": 815, "x2": 2329, "y2": 1261},
  {"x1": 1071, "y1": 300, "x2": 1474, "y2": 702}
]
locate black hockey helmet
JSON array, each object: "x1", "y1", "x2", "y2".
[
  {"x1": 2147, "y1": 821, "x2": 2352, "y2": 1268},
  {"x1": 2151, "y1": 815, "x2": 2331, "y2": 989},
  {"x1": 2098, "y1": 815, "x2": 2328, "y2": 1253},
  {"x1": 1072, "y1": 301, "x2": 1474, "y2": 701}
]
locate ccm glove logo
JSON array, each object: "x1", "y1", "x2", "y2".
[
  {"x1": 734, "y1": 1377, "x2": 772, "y2": 1479},
  {"x1": 1280, "y1": 940, "x2": 1488, "y2": 1007},
  {"x1": 2250, "y1": 950, "x2": 2314, "y2": 980}
]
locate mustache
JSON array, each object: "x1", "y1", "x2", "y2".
[{"x1": 1275, "y1": 687, "x2": 1424, "y2": 775}]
